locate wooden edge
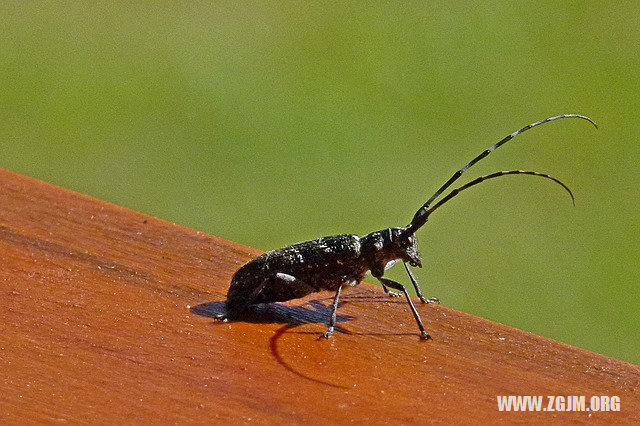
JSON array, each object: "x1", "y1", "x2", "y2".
[{"x1": 1, "y1": 167, "x2": 638, "y2": 424}]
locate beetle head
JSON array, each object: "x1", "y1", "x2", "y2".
[
  {"x1": 398, "y1": 228, "x2": 422, "y2": 268},
  {"x1": 362, "y1": 227, "x2": 422, "y2": 273}
]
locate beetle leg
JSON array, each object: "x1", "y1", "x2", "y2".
[
  {"x1": 218, "y1": 275, "x2": 272, "y2": 320},
  {"x1": 403, "y1": 262, "x2": 440, "y2": 304},
  {"x1": 323, "y1": 284, "x2": 343, "y2": 338},
  {"x1": 222, "y1": 272, "x2": 319, "y2": 321},
  {"x1": 274, "y1": 273, "x2": 348, "y2": 338},
  {"x1": 381, "y1": 283, "x2": 402, "y2": 298},
  {"x1": 271, "y1": 272, "x2": 320, "y2": 301},
  {"x1": 377, "y1": 276, "x2": 431, "y2": 340}
]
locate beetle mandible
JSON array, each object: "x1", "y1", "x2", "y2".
[{"x1": 218, "y1": 114, "x2": 596, "y2": 339}]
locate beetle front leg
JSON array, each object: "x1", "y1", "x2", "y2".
[
  {"x1": 377, "y1": 276, "x2": 431, "y2": 340},
  {"x1": 403, "y1": 262, "x2": 440, "y2": 304},
  {"x1": 381, "y1": 283, "x2": 402, "y2": 298}
]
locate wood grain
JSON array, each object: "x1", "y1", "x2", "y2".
[{"x1": 1, "y1": 168, "x2": 638, "y2": 424}]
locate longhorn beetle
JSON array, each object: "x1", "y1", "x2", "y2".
[{"x1": 219, "y1": 114, "x2": 596, "y2": 339}]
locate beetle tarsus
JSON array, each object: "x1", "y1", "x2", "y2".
[{"x1": 213, "y1": 313, "x2": 229, "y2": 322}]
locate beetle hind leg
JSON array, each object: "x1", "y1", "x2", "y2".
[
  {"x1": 213, "y1": 313, "x2": 229, "y2": 322},
  {"x1": 225, "y1": 272, "x2": 317, "y2": 320},
  {"x1": 221, "y1": 275, "x2": 272, "y2": 320}
]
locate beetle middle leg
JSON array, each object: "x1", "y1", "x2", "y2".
[
  {"x1": 403, "y1": 262, "x2": 440, "y2": 304},
  {"x1": 258, "y1": 273, "x2": 349, "y2": 339},
  {"x1": 323, "y1": 283, "x2": 343, "y2": 338},
  {"x1": 376, "y1": 276, "x2": 431, "y2": 340}
]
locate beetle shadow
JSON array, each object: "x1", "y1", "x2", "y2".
[
  {"x1": 190, "y1": 299, "x2": 352, "y2": 333},
  {"x1": 192, "y1": 298, "x2": 360, "y2": 389},
  {"x1": 191, "y1": 289, "x2": 422, "y2": 337},
  {"x1": 192, "y1": 294, "x2": 425, "y2": 389}
]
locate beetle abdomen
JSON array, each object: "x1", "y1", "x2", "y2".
[{"x1": 225, "y1": 234, "x2": 365, "y2": 314}]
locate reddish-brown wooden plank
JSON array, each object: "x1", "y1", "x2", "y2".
[{"x1": 1, "y1": 167, "x2": 638, "y2": 424}]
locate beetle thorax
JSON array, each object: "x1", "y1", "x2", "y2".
[{"x1": 360, "y1": 227, "x2": 421, "y2": 277}]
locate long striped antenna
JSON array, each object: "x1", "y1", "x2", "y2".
[
  {"x1": 421, "y1": 170, "x2": 575, "y2": 221},
  {"x1": 405, "y1": 114, "x2": 596, "y2": 234}
]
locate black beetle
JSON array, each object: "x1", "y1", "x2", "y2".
[{"x1": 218, "y1": 114, "x2": 596, "y2": 339}]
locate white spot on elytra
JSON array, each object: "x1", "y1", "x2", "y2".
[{"x1": 276, "y1": 273, "x2": 296, "y2": 283}]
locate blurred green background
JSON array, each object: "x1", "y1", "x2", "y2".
[{"x1": 2, "y1": 2, "x2": 638, "y2": 364}]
